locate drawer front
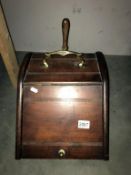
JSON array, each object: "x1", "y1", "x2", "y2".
[
  {"x1": 22, "y1": 144, "x2": 103, "y2": 159},
  {"x1": 22, "y1": 85, "x2": 103, "y2": 158}
]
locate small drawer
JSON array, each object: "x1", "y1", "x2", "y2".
[{"x1": 22, "y1": 143, "x2": 103, "y2": 159}]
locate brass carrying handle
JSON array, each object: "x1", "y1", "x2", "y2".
[
  {"x1": 62, "y1": 18, "x2": 70, "y2": 51},
  {"x1": 43, "y1": 18, "x2": 86, "y2": 68}
]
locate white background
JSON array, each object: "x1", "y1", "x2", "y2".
[{"x1": 1, "y1": 0, "x2": 131, "y2": 55}]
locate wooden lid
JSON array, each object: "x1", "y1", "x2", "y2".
[{"x1": 24, "y1": 53, "x2": 102, "y2": 84}]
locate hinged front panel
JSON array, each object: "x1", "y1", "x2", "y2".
[{"x1": 21, "y1": 85, "x2": 103, "y2": 158}]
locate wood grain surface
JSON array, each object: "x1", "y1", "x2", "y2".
[{"x1": 16, "y1": 52, "x2": 109, "y2": 159}]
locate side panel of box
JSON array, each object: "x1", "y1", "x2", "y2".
[
  {"x1": 15, "y1": 53, "x2": 32, "y2": 159},
  {"x1": 96, "y1": 52, "x2": 109, "y2": 160}
]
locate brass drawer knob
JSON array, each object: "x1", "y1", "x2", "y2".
[{"x1": 58, "y1": 149, "x2": 66, "y2": 157}]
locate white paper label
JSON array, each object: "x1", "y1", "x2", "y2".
[
  {"x1": 78, "y1": 120, "x2": 90, "y2": 129},
  {"x1": 30, "y1": 87, "x2": 38, "y2": 93}
]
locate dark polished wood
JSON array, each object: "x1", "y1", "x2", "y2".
[
  {"x1": 15, "y1": 53, "x2": 32, "y2": 159},
  {"x1": 62, "y1": 18, "x2": 70, "y2": 50},
  {"x1": 16, "y1": 52, "x2": 109, "y2": 159},
  {"x1": 96, "y1": 51, "x2": 109, "y2": 160},
  {"x1": 22, "y1": 145, "x2": 103, "y2": 159}
]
